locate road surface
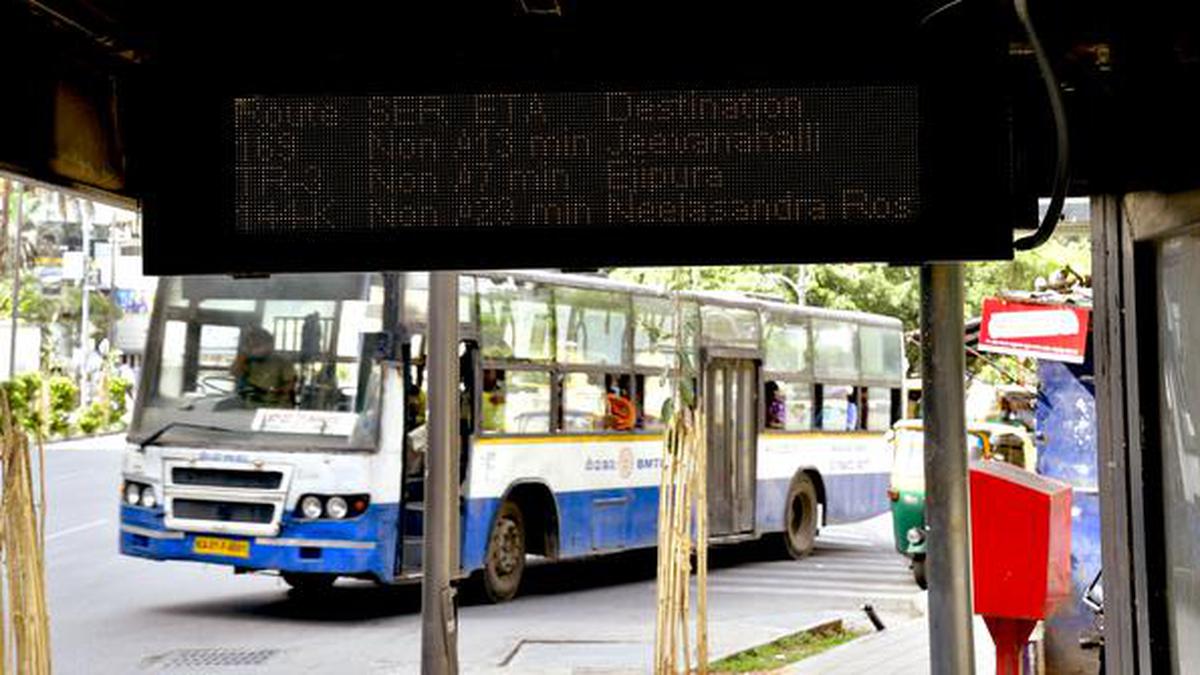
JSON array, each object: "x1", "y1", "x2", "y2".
[{"x1": 43, "y1": 435, "x2": 920, "y2": 673}]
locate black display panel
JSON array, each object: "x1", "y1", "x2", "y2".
[
  {"x1": 134, "y1": 1, "x2": 1011, "y2": 274},
  {"x1": 232, "y1": 88, "x2": 919, "y2": 235}
]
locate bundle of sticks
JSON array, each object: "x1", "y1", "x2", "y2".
[
  {"x1": 653, "y1": 299, "x2": 708, "y2": 674},
  {"x1": 0, "y1": 391, "x2": 52, "y2": 673}
]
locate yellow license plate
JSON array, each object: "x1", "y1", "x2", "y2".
[{"x1": 193, "y1": 536, "x2": 250, "y2": 559}]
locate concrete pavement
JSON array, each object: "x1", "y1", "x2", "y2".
[
  {"x1": 785, "y1": 614, "x2": 997, "y2": 674},
  {"x1": 43, "y1": 435, "x2": 922, "y2": 673}
]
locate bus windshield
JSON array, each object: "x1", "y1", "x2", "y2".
[{"x1": 132, "y1": 274, "x2": 385, "y2": 450}]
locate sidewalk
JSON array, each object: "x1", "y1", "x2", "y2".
[
  {"x1": 45, "y1": 432, "x2": 127, "y2": 451},
  {"x1": 785, "y1": 604, "x2": 996, "y2": 674}
]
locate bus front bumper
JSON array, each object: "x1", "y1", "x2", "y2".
[{"x1": 118, "y1": 504, "x2": 398, "y2": 582}]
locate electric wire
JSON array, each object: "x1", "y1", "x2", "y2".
[
  {"x1": 1012, "y1": 0, "x2": 1070, "y2": 250},
  {"x1": 921, "y1": 0, "x2": 1071, "y2": 251}
]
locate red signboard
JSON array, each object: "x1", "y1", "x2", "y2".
[{"x1": 978, "y1": 298, "x2": 1090, "y2": 364}]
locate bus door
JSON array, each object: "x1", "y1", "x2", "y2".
[
  {"x1": 705, "y1": 357, "x2": 758, "y2": 536},
  {"x1": 396, "y1": 336, "x2": 477, "y2": 576}
]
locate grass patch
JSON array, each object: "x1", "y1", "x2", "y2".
[{"x1": 709, "y1": 621, "x2": 863, "y2": 673}]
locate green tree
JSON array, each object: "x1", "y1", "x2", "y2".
[{"x1": 58, "y1": 285, "x2": 123, "y2": 344}]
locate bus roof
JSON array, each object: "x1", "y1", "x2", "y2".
[{"x1": 482, "y1": 270, "x2": 904, "y2": 329}]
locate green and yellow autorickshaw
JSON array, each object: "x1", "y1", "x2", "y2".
[{"x1": 886, "y1": 419, "x2": 1037, "y2": 589}]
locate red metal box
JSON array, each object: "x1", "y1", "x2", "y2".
[{"x1": 970, "y1": 460, "x2": 1072, "y2": 620}]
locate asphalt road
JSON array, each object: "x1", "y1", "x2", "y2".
[{"x1": 43, "y1": 435, "x2": 921, "y2": 674}]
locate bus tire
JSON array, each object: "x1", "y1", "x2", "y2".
[
  {"x1": 483, "y1": 500, "x2": 526, "y2": 603},
  {"x1": 784, "y1": 473, "x2": 819, "y2": 559},
  {"x1": 282, "y1": 572, "x2": 336, "y2": 595}
]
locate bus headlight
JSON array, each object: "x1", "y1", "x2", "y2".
[
  {"x1": 295, "y1": 494, "x2": 369, "y2": 519},
  {"x1": 124, "y1": 482, "x2": 143, "y2": 506},
  {"x1": 325, "y1": 496, "x2": 349, "y2": 520},
  {"x1": 299, "y1": 495, "x2": 324, "y2": 520},
  {"x1": 139, "y1": 486, "x2": 157, "y2": 509}
]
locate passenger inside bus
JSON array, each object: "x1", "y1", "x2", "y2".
[
  {"x1": 765, "y1": 381, "x2": 787, "y2": 429},
  {"x1": 482, "y1": 369, "x2": 506, "y2": 432},
  {"x1": 231, "y1": 327, "x2": 296, "y2": 407},
  {"x1": 605, "y1": 375, "x2": 636, "y2": 431}
]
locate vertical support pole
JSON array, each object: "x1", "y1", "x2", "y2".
[
  {"x1": 79, "y1": 200, "x2": 92, "y2": 405},
  {"x1": 422, "y1": 271, "x2": 460, "y2": 675},
  {"x1": 8, "y1": 182, "x2": 24, "y2": 380},
  {"x1": 920, "y1": 262, "x2": 975, "y2": 674}
]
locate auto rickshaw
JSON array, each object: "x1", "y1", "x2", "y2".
[{"x1": 886, "y1": 419, "x2": 1037, "y2": 589}]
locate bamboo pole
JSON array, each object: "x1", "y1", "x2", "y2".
[
  {"x1": 695, "y1": 411, "x2": 708, "y2": 674},
  {"x1": 654, "y1": 296, "x2": 709, "y2": 674},
  {"x1": 0, "y1": 389, "x2": 53, "y2": 673}
]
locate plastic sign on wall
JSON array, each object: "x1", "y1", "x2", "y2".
[{"x1": 978, "y1": 298, "x2": 1090, "y2": 364}]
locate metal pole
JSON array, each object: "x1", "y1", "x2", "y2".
[
  {"x1": 9, "y1": 182, "x2": 24, "y2": 379},
  {"x1": 421, "y1": 270, "x2": 460, "y2": 675},
  {"x1": 79, "y1": 199, "x2": 92, "y2": 404},
  {"x1": 920, "y1": 262, "x2": 975, "y2": 675}
]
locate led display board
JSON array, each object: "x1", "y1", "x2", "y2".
[
  {"x1": 135, "y1": 2, "x2": 1010, "y2": 273},
  {"x1": 232, "y1": 88, "x2": 919, "y2": 236}
]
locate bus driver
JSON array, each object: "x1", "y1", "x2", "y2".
[{"x1": 231, "y1": 327, "x2": 296, "y2": 407}]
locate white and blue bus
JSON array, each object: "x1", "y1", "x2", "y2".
[{"x1": 120, "y1": 271, "x2": 904, "y2": 601}]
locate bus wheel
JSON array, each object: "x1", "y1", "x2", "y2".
[
  {"x1": 484, "y1": 501, "x2": 526, "y2": 603},
  {"x1": 282, "y1": 572, "x2": 336, "y2": 595},
  {"x1": 784, "y1": 474, "x2": 819, "y2": 559}
]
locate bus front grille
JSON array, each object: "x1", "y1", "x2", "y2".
[
  {"x1": 171, "y1": 468, "x2": 283, "y2": 490},
  {"x1": 173, "y1": 499, "x2": 275, "y2": 524}
]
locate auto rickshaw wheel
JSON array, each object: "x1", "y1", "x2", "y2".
[
  {"x1": 912, "y1": 556, "x2": 928, "y2": 590},
  {"x1": 483, "y1": 500, "x2": 526, "y2": 603},
  {"x1": 784, "y1": 473, "x2": 819, "y2": 559}
]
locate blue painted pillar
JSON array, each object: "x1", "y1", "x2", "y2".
[{"x1": 1035, "y1": 349, "x2": 1101, "y2": 674}]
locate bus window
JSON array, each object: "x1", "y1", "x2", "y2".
[
  {"x1": 158, "y1": 320, "x2": 188, "y2": 397},
  {"x1": 482, "y1": 369, "x2": 551, "y2": 434},
  {"x1": 633, "y1": 296, "x2": 676, "y2": 369},
  {"x1": 701, "y1": 305, "x2": 759, "y2": 347},
  {"x1": 866, "y1": 386, "x2": 893, "y2": 431},
  {"x1": 860, "y1": 325, "x2": 903, "y2": 381},
  {"x1": 399, "y1": 273, "x2": 476, "y2": 327},
  {"x1": 555, "y1": 288, "x2": 628, "y2": 366},
  {"x1": 764, "y1": 380, "x2": 814, "y2": 431},
  {"x1": 561, "y1": 372, "x2": 608, "y2": 431},
  {"x1": 819, "y1": 384, "x2": 861, "y2": 431},
  {"x1": 764, "y1": 317, "x2": 810, "y2": 374},
  {"x1": 479, "y1": 278, "x2": 553, "y2": 362},
  {"x1": 637, "y1": 374, "x2": 672, "y2": 431},
  {"x1": 813, "y1": 321, "x2": 859, "y2": 381}
]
